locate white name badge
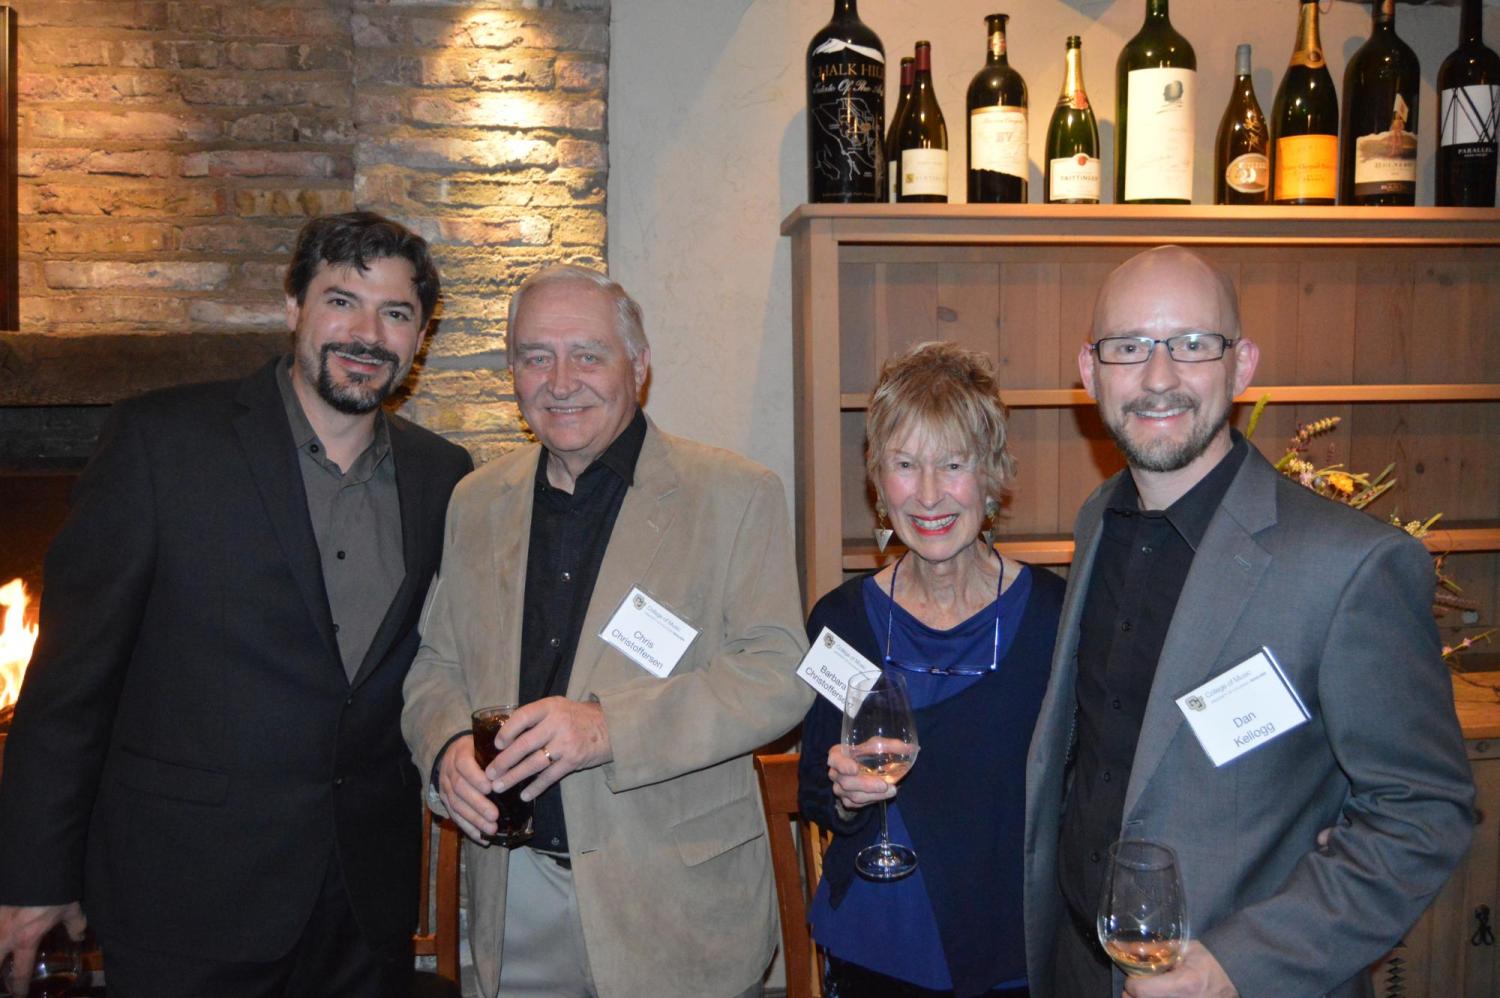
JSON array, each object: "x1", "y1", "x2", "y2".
[
  {"x1": 599, "y1": 587, "x2": 699, "y2": 678},
  {"x1": 796, "y1": 627, "x2": 880, "y2": 710},
  {"x1": 1175, "y1": 647, "x2": 1311, "y2": 767}
]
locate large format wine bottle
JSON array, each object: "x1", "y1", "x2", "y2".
[
  {"x1": 967, "y1": 14, "x2": 1029, "y2": 203},
  {"x1": 1215, "y1": 44, "x2": 1270, "y2": 204},
  {"x1": 1115, "y1": 0, "x2": 1196, "y2": 204},
  {"x1": 1438, "y1": 0, "x2": 1500, "y2": 206},
  {"x1": 806, "y1": 0, "x2": 885, "y2": 203},
  {"x1": 1339, "y1": 0, "x2": 1420, "y2": 205},
  {"x1": 897, "y1": 41, "x2": 949, "y2": 203},
  {"x1": 1045, "y1": 36, "x2": 1100, "y2": 204},
  {"x1": 1271, "y1": 0, "x2": 1338, "y2": 205},
  {"x1": 886, "y1": 56, "x2": 915, "y2": 202}
]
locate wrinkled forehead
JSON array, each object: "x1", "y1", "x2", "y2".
[
  {"x1": 1092, "y1": 258, "x2": 1231, "y2": 342},
  {"x1": 515, "y1": 280, "x2": 622, "y2": 344}
]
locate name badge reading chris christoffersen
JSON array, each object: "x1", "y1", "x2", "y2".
[
  {"x1": 1175, "y1": 647, "x2": 1311, "y2": 767},
  {"x1": 797, "y1": 627, "x2": 879, "y2": 710},
  {"x1": 600, "y1": 587, "x2": 699, "y2": 678}
]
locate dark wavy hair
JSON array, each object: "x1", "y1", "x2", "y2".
[{"x1": 283, "y1": 211, "x2": 441, "y2": 326}]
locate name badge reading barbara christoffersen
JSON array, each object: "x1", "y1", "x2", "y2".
[
  {"x1": 599, "y1": 587, "x2": 699, "y2": 678},
  {"x1": 1175, "y1": 647, "x2": 1311, "y2": 767},
  {"x1": 796, "y1": 627, "x2": 879, "y2": 710}
]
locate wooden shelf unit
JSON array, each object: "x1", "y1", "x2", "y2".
[{"x1": 784, "y1": 204, "x2": 1500, "y2": 610}]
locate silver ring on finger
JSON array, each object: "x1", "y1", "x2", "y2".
[{"x1": 542, "y1": 747, "x2": 555, "y2": 764}]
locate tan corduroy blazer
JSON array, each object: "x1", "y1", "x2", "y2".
[{"x1": 402, "y1": 418, "x2": 814, "y2": 998}]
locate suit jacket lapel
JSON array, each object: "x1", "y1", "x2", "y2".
[
  {"x1": 1123, "y1": 452, "x2": 1278, "y2": 817},
  {"x1": 231, "y1": 361, "x2": 342, "y2": 668},
  {"x1": 351, "y1": 416, "x2": 429, "y2": 688},
  {"x1": 483, "y1": 449, "x2": 536, "y2": 708},
  {"x1": 566, "y1": 420, "x2": 679, "y2": 700}
]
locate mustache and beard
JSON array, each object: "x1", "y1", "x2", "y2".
[
  {"x1": 312, "y1": 341, "x2": 405, "y2": 415},
  {"x1": 1102, "y1": 389, "x2": 1231, "y2": 474}
]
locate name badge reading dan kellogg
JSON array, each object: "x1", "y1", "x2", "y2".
[
  {"x1": 599, "y1": 586, "x2": 700, "y2": 678},
  {"x1": 1175, "y1": 647, "x2": 1311, "y2": 767}
]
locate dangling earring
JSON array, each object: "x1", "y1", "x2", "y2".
[
  {"x1": 982, "y1": 497, "x2": 999, "y2": 547},
  {"x1": 874, "y1": 502, "x2": 894, "y2": 554}
]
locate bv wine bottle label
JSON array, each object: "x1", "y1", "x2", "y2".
[
  {"x1": 1049, "y1": 154, "x2": 1101, "y2": 201},
  {"x1": 969, "y1": 105, "x2": 1028, "y2": 180},
  {"x1": 1276, "y1": 134, "x2": 1337, "y2": 201},
  {"x1": 1124, "y1": 66, "x2": 1195, "y2": 201},
  {"x1": 1225, "y1": 153, "x2": 1269, "y2": 194},
  {"x1": 901, "y1": 147, "x2": 949, "y2": 197}
]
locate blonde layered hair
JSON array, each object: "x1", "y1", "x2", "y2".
[{"x1": 866, "y1": 341, "x2": 1017, "y2": 502}]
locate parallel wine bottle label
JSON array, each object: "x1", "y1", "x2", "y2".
[
  {"x1": 1225, "y1": 152, "x2": 1269, "y2": 194},
  {"x1": 1353, "y1": 93, "x2": 1417, "y2": 195},
  {"x1": 1276, "y1": 134, "x2": 1337, "y2": 200},
  {"x1": 1124, "y1": 66, "x2": 1195, "y2": 201},
  {"x1": 1441, "y1": 84, "x2": 1500, "y2": 148},
  {"x1": 970, "y1": 105, "x2": 1028, "y2": 180},
  {"x1": 901, "y1": 147, "x2": 949, "y2": 196},
  {"x1": 1049, "y1": 154, "x2": 1101, "y2": 201}
]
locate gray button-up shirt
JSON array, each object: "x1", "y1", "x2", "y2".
[{"x1": 276, "y1": 359, "x2": 404, "y2": 681}]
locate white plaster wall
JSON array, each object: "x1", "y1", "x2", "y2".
[{"x1": 609, "y1": 0, "x2": 1498, "y2": 516}]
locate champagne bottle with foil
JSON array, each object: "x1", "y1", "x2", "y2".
[
  {"x1": 1115, "y1": 0, "x2": 1196, "y2": 204},
  {"x1": 1438, "y1": 0, "x2": 1500, "y2": 206},
  {"x1": 886, "y1": 56, "x2": 915, "y2": 202},
  {"x1": 967, "y1": 14, "x2": 1029, "y2": 203},
  {"x1": 1045, "y1": 36, "x2": 1100, "y2": 204},
  {"x1": 897, "y1": 41, "x2": 949, "y2": 203},
  {"x1": 1340, "y1": 0, "x2": 1420, "y2": 205},
  {"x1": 1215, "y1": 44, "x2": 1269, "y2": 204},
  {"x1": 1271, "y1": 0, "x2": 1338, "y2": 205},
  {"x1": 806, "y1": 0, "x2": 886, "y2": 203}
]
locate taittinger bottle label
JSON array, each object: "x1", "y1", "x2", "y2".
[
  {"x1": 1125, "y1": 66, "x2": 1196, "y2": 201},
  {"x1": 1049, "y1": 154, "x2": 1101, "y2": 201}
]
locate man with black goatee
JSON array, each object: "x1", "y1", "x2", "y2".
[{"x1": 0, "y1": 212, "x2": 472, "y2": 997}]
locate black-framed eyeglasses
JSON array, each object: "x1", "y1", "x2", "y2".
[
  {"x1": 882, "y1": 550, "x2": 1003, "y2": 678},
  {"x1": 1090, "y1": 332, "x2": 1237, "y2": 365}
]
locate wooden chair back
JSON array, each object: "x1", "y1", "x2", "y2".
[
  {"x1": 755, "y1": 752, "x2": 829, "y2": 998},
  {"x1": 413, "y1": 805, "x2": 463, "y2": 986}
]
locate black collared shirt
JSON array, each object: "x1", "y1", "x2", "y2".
[
  {"x1": 1058, "y1": 433, "x2": 1249, "y2": 924},
  {"x1": 520, "y1": 408, "x2": 647, "y2": 854}
]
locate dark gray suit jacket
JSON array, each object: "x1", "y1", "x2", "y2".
[{"x1": 1023, "y1": 446, "x2": 1474, "y2": 997}]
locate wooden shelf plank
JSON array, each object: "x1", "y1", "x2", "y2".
[
  {"x1": 840, "y1": 525, "x2": 1500, "y2": 571},
  {"x1": 839, "y1": 384, "x2": 1500, "y2": 410}
]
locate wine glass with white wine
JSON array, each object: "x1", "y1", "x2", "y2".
[
  {"x1": 1096, "y1": 839, "x2": 1189, "y2": 977},
  {"x1": 843, "y1": 670, "x2": 920, "y2": 881}
]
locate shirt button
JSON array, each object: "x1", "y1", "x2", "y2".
[
  {"x1": 334, "y1": 776, "x2": 344, "y2": 788},
  {"x1": 1141, "y1": 545, "x2": 1152, "y2": 554},
  {"x1": 550, "y1": 836, "x2": 561, "y2": 847},
  {"x1": 1120, "y1": 620, "x2": 1133, "y2": 633},
  {"x1": 310, "y1": 443, "x2": 320, "y2": 454},
  {"x1": 346, "y1": 696, "x2": 354, "y2": 707},
  {"x1": 1111, "y1": 698, "x2": 1122, "y2": 710},
  {"x1": 1102, "y1": 770, "x2": 1113, "y2": 783},
  {"x1": 549, "y1": 637, "x2": 561, "y2": 648},
  {"x1": 333, "y1": 623, "x2": 341, "y2": 633},
  {"x1": 336, "y1": 550, "x2": 346, "y2": 560},
  {"x1": 1090, "y1": 850, "x2": 1101, "y2": 863},
  {"x1": 561, "y1": 571, "x2": 572, "y2": 583}
]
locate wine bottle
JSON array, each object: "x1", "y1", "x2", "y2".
[
  {"x1": 1215, "y1": 44, "x2": 1270, "y2": 205},
  {"x1": 1045, "y1": 36, "x2": 1101, "y2": 204},
  {"x1": 966, "y1": 14, "x2": 1029, "y2": 203},
  {"x1": 1115, "y1": 0, "x2": 1196, "y2": 204},
  {"x1": 897, "y1": 41, "x2": 949, "y2": 203},
  {"x1": 1340, "y1": 0, "x2": 1420, "y2": 206},
  {"x1": 806, "y1": 0, "x2": 886, "y2": 203},
  {"x1": 886, "y1": 56, "x2": 915, "y2": 202},
  {"x1": 1438, "y1": 0, "x2": 1500, "y2": 206},
  {"x1": 1271, "y1": 0, "x2": 1338, "y2": 205}
]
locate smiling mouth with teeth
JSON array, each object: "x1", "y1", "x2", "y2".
[{"x1": 910, "y1": 513, "x2": 959, "y2": 531}]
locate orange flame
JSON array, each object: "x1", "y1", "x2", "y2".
[{"x1": 0, "y1": 579, "x2": 38, "y2": 713}]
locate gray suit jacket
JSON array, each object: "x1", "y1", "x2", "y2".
[
  {"x1": 401, "y1": 418, "x2": 813, "y2": 998},
  {"x1": 1023, "y1": 447, "x2": 1474, "y2": 998}
]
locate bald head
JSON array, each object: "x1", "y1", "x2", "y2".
[{"x1": 1091, "y1": 245, "x2": 1241, "y2": 344}]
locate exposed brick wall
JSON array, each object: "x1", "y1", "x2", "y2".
[{"x1": 10, "y1": 0, "x2": 610, "y2": 461}]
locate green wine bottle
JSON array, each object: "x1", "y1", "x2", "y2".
[
  {"x1": 966, "y1": 14, "x2": 1029, "y2": 203},
  {"x1": 897, "y1": 41, "x2": 949, "y2": 203},
  {"x1": 1339, "y1": 0, "x2": 1420, "y2": 205},
  {"x1": 1045, "y1": 36, "x2": 1100, "y2": 204},
  {"x1": 1215, "y1": 44, "x2": 1269, "y2": 205},
  {"x1": 1115, "y1": 0, "x2": 1196, "y2": 204},
  {"x1": 1271, "y1": 0, "x2": 1338, "y2": 205},
  {"x1": 886, "y1": 56, "x2": 915, "y2": 202}
]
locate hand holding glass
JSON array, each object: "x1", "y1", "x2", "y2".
[
  {"x1": 0, "y1": 924, "x2": 83, "y2": 998},
  {"x1": 1096, "y1": 839, "x2": 1189, "y2": 977},
  {"x1": 843, "y1": 671, "x2": 920, "y2": 881}
]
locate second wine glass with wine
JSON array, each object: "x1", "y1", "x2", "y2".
[
  {"x1": 843, "y1": 670, "x2": 920, "y2": 881},
  {"x1": 1096, "y1": 839, "x2": 1189, "y2": 978}
]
